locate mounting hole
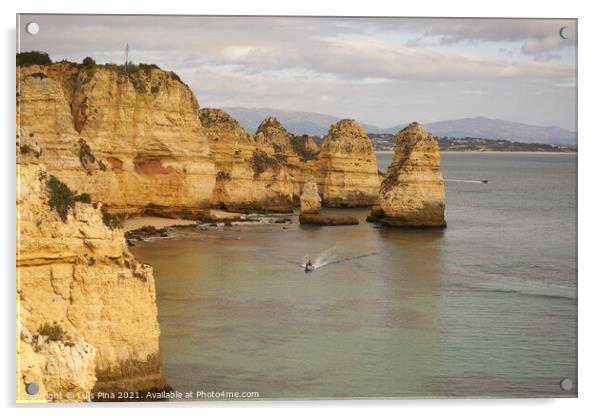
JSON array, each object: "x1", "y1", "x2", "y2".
[
  {"x1": 25, "y1": 22, "x2": 40, "y2": 35},
  {"x1": 25, "y1": 382, "x2": 39, "y2": 395},
  {"x1": 560, "y1": 378, "x2": 574, "y2": 391}
]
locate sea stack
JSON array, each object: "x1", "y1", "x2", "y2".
[
  {"x1": 299, "y1": 177, "x2": 322, "y2": 216},
  {"x1": 316, "y1": 119, "x2": 380, "y2": 207},
  {"x1": 299, "y1": 177, "x2": 358, "y2": 226},
  {"x1": 367, "y1": 122, "x2": 446, "y2": 228}
]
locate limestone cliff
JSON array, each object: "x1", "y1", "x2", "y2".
[
  {"x1": 315, "y1": 120, "x2": 380, "y2": 207},
  {"x1": 17, "y1": 62, "x2": 215, "y2": 218},
  {"x1": 253, "y1": 116, "x2": 379, "y2": 207},
  {"x1": 17, "y1": 163, "x2": 169, "y2": 401},
  {"x1": 200, "y1": 109, "x2": 294, "y2": 212},
  {"x1": 367, "y1": 122, "x2": 446, "y2": 227},
  {"x1": 18, "y1": 57, "x2": 379, "y2": 215}
]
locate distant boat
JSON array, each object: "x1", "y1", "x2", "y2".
[{"x1": 481, "y1": 180, "x2": 489, "y2": 184}]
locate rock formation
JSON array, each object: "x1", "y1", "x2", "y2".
[
  {"x1": 252, "y1": 117, "x2": 379, "y2": 207},
  {"x1": 17, "y1": 61, "x2": 216, "y2": 219},
  {"x1": 299, "y1": 177, "x2": 359, "y2": 226},
  {"x1": 17, "y1": 56, "x2": 380, "y2": 216},
  {"x1": 17, "y1": 162, "x2": 169, "y2": 401},
  {"x1": 367, "y1": 122, "x2": 446, "y2": 227},
  {"x1": 255, "y1": 116, "x2": 296, "y2": 155},
  {"x1": 200, "y1": 108, "x2": 294, "y2": 212},
  {"x1": 299, "y1": 178, "x2": 322, "y2": 215},
  {"x1": 315, "y1": 120, "x2": 380, "y2": 207}
]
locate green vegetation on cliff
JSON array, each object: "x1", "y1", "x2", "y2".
[{"x1": 17, "y1": 51, "x2": 52, "y2": 66}]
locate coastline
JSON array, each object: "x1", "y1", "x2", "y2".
[
  {"x1": 376, "y1": 150, "x2": 576, "y2": 154},
  {"x1": 123, "y1": 216, "x2": 198, "y2": 232}
]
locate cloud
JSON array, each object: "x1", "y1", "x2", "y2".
[
  {"x1": 398, "y1": 19, "x2": 577, "y2": 60},
  {"x1": 18, "y1": 14, "x2": 577, "y2": 130},
  {"x1": 206, "y1": 36, "x2": 573, "y2": 82}
]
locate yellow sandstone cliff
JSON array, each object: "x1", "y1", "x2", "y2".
[
  {"x1": 18, "y1": 60, "x2": 380, "y2": 216},
  {"x1": 200, "y1": 109, "x2": 295, "y2": 212},
  {"x1": 202, "y1": 111, "x2": 380, "y2": 210},
  {"x1": 17, "y1": 62, "x2": 216, "y2": 218},
  {"x1": 17, "y1": 163, "x2": 168, "y2": 401},
  {"x1": 367, "y1": 122, "x2": 446, "y2": 227},
  {"x1": 315, "y1": 119, "x2": 380, "y2": 207}
]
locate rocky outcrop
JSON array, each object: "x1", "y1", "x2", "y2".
[
  {"x1": 299, "y1": 178, "x2": 321, "y2": 215},
  {"x1": 299, "y1": 177, "x2": 359, "y2": 226},
  {"x1": 17, "y1": 62, "x2": 216, "y2": 218},
  {"x1": 17, "y1": 57, "x2": 380, "y2": 215},
  {"x1": 367, "y1": 122, "x2": 446, "y2": 227},
  {"x1": 299, "y1": 215, "x2": 359, "y2": 226},
  {"x1": 255, "y1": 116, "x2": 296, "y2": 155},
  {"x1": 314, "y1": 120, "x2": 380, "y2": 207},
  {"x1": 17, "y1": 163, "x2": 169, "y2": 401},
  {"x1": 253, "y1": 117, "x2": 379, "y2": 208},
  {"x1": 200, "y1": 108, "x2": 294, "y2": 212}
]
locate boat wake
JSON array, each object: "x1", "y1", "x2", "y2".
[
  {"x1": 446, "y1": 178, "x2": 489, "y2": 184},
  {"x1": 299, "y1": 246, "x2": 377, "y2": 271}
]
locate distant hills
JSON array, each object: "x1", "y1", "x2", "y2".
[{"x1": 223, "y1": 107, "x2": 577, "y2": 146}]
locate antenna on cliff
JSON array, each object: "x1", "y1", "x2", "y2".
[{"x1": 125, "y1": 43, "x2": 129, "y2": 73}]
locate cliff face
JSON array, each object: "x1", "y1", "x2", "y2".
[
  {"x1": 17, "y1": 62, "x2": 216, "y2": 218},
  {"x1": 18, "y1": 62, "x2": 379, "y2": 215},
  {"x1": 200, "y1": 109, "x2": 294, "y2": 212},
  {"x1": 315, "y1": 120, "x2": 380, "y2": 207},
  {"x1": 253, "y1": 117, "x2": 380, "y2": 207},
  {"x1": 17, "y1": 163, "x2": 168, "y2": 401},
  {"x1": 368, "y1": 122, "x2": 446, "y2": 227}
]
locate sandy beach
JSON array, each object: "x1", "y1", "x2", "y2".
[{"x1": 123, "y1": 216, "x2": 198, "y2": 232}]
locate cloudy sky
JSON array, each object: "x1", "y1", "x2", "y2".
[{"x1": 18, "y1": 14, "x2": 577, "y2": 130}]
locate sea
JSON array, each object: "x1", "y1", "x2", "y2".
[{"x1": 131, "y1": 152, "x2": 577, "y2": 399}]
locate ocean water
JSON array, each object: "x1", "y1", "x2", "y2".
[{"x1": 131, "y1": 152, "x2": 577, "y2": 399}]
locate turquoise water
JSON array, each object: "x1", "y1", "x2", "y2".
[{"x1": 131, "y1": 152, "x2": 577, "y2": 399}]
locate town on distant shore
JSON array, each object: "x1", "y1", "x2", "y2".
[{"x1": 367, "y1": 134, "x2": 577, "y2": 153}]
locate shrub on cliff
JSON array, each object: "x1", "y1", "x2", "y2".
[
  {"x1": 16, "y1": 51, "x2": 52, "y2": 66},
  {"x1": 74, "y1": 193, "x2": 92, "y2": 204},
  {"x1": 47, "y1": 175, "x2": 76, "y2": 222},
  {"x1": 82, "y1": 56, "x2": 96, "y2": 67},
  {"x1": 80, "y1": 56, "x2": 98, "y2": 77},
  {"x1": 37, "y1": 322, "x2": 67, "y2": 342},
  {"x1": 216, "y1": 171, "x2": 232, "y2": 181},
  {"x1": 37, "y1": 322, "x2": 75, "y2": 347},
  {"x1": 47, "y1": 176, "x2": 92, "y2": 222},
  {"x1": 101, "y1": 206, "x2": 122, "y2": 230},
  {"x1": 19, "y1": 143, "x2": 42, "y2": 158}
]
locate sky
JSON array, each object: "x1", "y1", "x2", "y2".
[{"x1": 18, "y1": 15, "x2": 577, "y2": 130}]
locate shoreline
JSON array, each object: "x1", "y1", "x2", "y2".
[
  {"x1": 376, "y1": 150, "x2": 576, "y2": 154},
  {"x1": 123, "y1": 210, "x2": 252, "y2": 232},
  {"x1": 123, "y1": 216, "x2": 198, "y2": 232}
]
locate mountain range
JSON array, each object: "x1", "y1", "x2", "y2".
[{"x1": 223, "y1": 107, "x2": 577, "y2": 145}]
